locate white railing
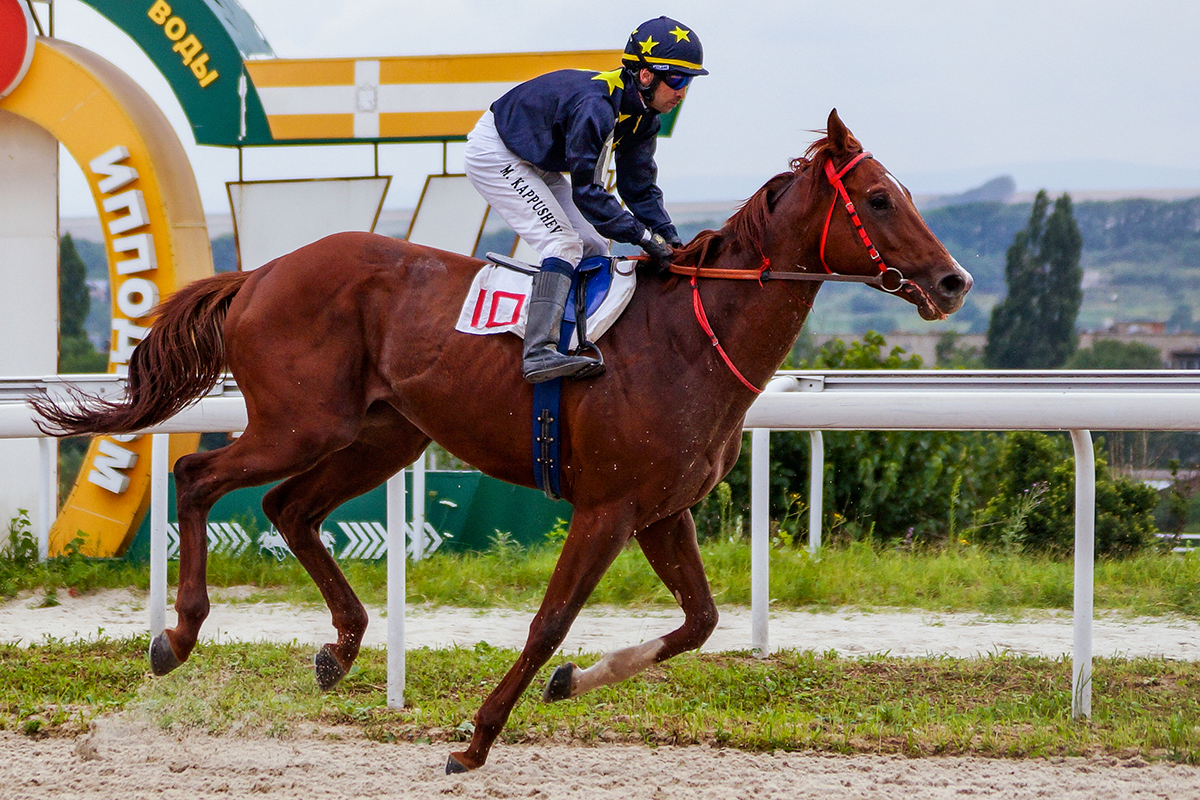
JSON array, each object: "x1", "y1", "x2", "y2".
[
  {"x1": 4, "y1": 371, "x2": 1200, "y2": 716},
  {"x1": 743, "y1": 370, "x2": 1200, "y2": 718}
]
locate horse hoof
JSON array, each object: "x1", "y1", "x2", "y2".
[
  {"x1": 445, "y1": 752, "x2": 472, "y2": 774},
  {"x1": 148, "y1": 633, "x2": 182, "y2": 676},
  {"x1": 542, "y1": 662, "x2": 575, "y2": 702},
  {"x1": 313, "y1": 646, "x2": 347, "y2": 690}
]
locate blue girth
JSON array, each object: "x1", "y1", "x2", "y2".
[{"x1": 532, "y1": 255, "x2": 613, "y2": 500}]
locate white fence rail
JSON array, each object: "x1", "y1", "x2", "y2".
[{"x1": 3, "y1": 371, "x2": 1200, "y2": 716}]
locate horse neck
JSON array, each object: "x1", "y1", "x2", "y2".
[
  {"x1": 689, "y1": 237, "x2": 820, "y2": 392},
  {"x1": 685, "y1": 186, "x2": 828, "y2": 391}
]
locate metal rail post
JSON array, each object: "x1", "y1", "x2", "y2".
[
  {"x1": 36, "y1": 438, "x2": 52, "y2": 561},
  {"x1": 149, "y1": 434, "x2": 169, "y2": 637},
  {"x1": 808, "y1": 430, "x2": 823, "y2": 555},
  {"x1": 1071, "y1": 429, "x2": 1095, "y2": 718},
  {"x1": 750, "y1": 427, "x2": 770, "y2": 657},
  {"x1": 386, "y1": 470, "x2": 407, "y2": 709},
  {"x1": 749, "y1": 376, "x2": 801, "y2": 656}
]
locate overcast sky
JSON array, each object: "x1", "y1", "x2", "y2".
[{"x1": 42, "y1": 0, "x2": 1200, "y2": 218}]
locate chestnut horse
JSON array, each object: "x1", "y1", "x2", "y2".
[{"x1": 34, "y1": 110, "x2": 971, "y2": 772}]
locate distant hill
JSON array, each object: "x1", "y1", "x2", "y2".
[{"x1": 917, "y1": 176, "x2": 1017, "y2": 210}]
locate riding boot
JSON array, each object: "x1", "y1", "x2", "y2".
[{"x1": 522, "y1": 259, "x2": 603, "y2": 384}]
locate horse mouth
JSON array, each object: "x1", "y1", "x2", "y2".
[
  {"x1": 900, "y1": 261, "x2": 973, "y2": 321},
  {"x1": 901, "y1": 281, "x2": 949, "y2": 321}
]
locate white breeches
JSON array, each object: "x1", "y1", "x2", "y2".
[{"x1": 464, "y1": 110, "x2": 608, "y2": 267}]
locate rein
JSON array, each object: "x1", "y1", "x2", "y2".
[{"x1": 667, "y1": 151, "x2": 903, "y2": 394}]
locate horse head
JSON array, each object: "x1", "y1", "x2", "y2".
[{"x1": 788, "y1": 108, "x2": 973, "y2": 320}]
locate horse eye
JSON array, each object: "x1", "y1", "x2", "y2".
[{"x1": 868, "y1": 193, "x2": 892, "y2": 211}]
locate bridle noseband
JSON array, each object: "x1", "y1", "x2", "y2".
[{"x1": 665, "y1": 150, "x2": 908, "y2": 394}]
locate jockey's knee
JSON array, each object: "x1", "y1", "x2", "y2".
[
  {"x1": 580, "y1": 235, "x2": 609, "y2": 260},
  {"x1": 542, "y1": 239, "x2": 583, "y2": 267}
]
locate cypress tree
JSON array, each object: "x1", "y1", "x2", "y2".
[
  {"x1": 58, "y1": 233, "x2": 106, "y2": 373},
  {"x1": 983, "y1": 191, "x2": 1083, "y2": 368},
  {"x1": 59, "y1": 232, "x2": 89, "y2": 338}
]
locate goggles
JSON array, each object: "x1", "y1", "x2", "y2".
[{"x1": 661, "y1": 72, "x2": 692, "y2": 90}]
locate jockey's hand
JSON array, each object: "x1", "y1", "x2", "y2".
[
  {"x1": 640, "y1": 230, "x2": 675, "y2": 271},
  {"x1": 665, "y1": 233, "x2": 684, "y2": 249}
]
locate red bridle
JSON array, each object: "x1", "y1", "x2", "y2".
[
  {"x1": 820, "y1": 152, "x2": 889, "y2": 278},
  {"x1": 668, "y1": 150, "x2": 905, "y2": 394}
]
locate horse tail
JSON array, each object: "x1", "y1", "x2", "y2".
[{"x1": 33, "y1": 271, "x2": 252, "y2": 436}]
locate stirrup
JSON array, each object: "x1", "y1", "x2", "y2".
[
  {"x1": 522, "y1": 349, "x2": 601, "y2": 384},
  {"x1": 567, "y1": 341, "x2": 605, "y2": 380}
]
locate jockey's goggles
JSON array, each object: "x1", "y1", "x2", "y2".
[{"x1": 661, "y1": 72, "x2": 692, "y2": 90}]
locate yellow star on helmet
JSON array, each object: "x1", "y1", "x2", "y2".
[
  {"x1": 639, "y1": 35, "x2": 658, "y2": 54},
  {"x1": 669, "y1": 26, "x2": 691, "y2": 42},
  {"x1": 592, "y1": 68, "x2": 624, "y2": 94}
]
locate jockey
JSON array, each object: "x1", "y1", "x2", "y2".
[{"x1": 464, "y1": 16, "x2": 708, "y2": 384}]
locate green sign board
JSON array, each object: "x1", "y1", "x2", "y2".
[
  {"x1": 78, "y1": 0, "x2": 275, "y2": 145},
  {"x1": 124, "y1": 470, "x2": 572, "y2": 563}
]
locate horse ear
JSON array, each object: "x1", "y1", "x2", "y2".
[{"x1": 826, "y1": 108, "x2": 852, "y2": 154}]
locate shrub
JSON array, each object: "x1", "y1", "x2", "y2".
[
  {"x1": 718, "y1": 332, "x2": 1001, "y2": 544},
  {"x1": 977, "y1": 431, "x2": 1158, "y2": 556}
]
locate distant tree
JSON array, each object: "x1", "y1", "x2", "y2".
[
  {"x1": 58, "y1": 233, "x2": 106, "y2": 373},
  {"x1": 59, "y1": 233, "x2": 89, "y2": 338},
  {"x1": 976, "y1": 431, "x2": 1157, "y2": 556},
  {"x1": 1065, "y1": 339, "x2": 1162, "y2": 369},
  {"x1": 983, "y1": 191, "x2": 1083, "y2": 369}
]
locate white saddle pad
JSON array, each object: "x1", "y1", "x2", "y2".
[{"x1": 455, "y1": 260, "x2": 637, "y2": 350}]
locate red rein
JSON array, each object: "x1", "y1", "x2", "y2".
[{"x1": 688, "y1": 275, "x2": 764, "y2": 394}]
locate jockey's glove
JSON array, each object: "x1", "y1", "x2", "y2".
[{"x1": 640, "y1": 229, "x2": 675, "y2": 271}]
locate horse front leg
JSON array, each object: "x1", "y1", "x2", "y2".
[
  {"x1": 543, "y1": 510, "x2": 718, "y2": 702},
  {"x1": 446, "y1": 506, "x2": 631, "y2": 773}
]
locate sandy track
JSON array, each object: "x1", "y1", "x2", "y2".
[{"x1": 4, "y1": 718, "x2": 1200, "y2": 800}]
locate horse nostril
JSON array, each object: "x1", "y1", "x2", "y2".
[{"x1": 938, "y1": 274, "x2": 968, "y2": 298}]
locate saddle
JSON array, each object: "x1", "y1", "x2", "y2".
[
  {"x1": 455, "y1": 254, "x2": 636, "y2": 351},
  {"x1": 479, "y1": 254, "x2": 634, "y2": 500}
]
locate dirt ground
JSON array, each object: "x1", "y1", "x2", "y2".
[
  {"x1": 4, "y1": 589, "x2": 1200, "y2": 798},
  {"x1": 4, "y1": 717, "x2": 1200, "y2": 800}
]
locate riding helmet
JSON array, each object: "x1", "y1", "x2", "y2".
[{"x1": 622, "y1": 16, "x2": 708, "y2": 76}]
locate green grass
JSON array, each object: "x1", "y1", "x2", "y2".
[
  {"x1": 6, "y1": 539, "x2": 1199, "y2": 618},
  {"x1": 3, "y1": 638, "x2": 1199, "y2": 762},
  {"x1": 5, "y1": 536, "x2": 1199, "y2": 763}
]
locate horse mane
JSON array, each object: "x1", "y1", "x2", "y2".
[{"x1": 673, "y1": 132, "x2": 861, "y2": 269}]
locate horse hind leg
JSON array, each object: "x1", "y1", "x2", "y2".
[
  {"x1": 150, "y1": 424, "x2": 358, "y2": 676},
  {"x1": 542, "y1": 510, "x2": 718, "y2": 703},
  {"x1": 261, "y1": 419, "x2": 430, "y2": 690}
]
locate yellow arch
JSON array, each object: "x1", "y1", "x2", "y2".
[{"x1": 0, "y1": 38, "x2": 211, "y2": 556}]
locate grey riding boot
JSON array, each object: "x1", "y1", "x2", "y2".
[{"x1": 522, "y1": 261, "x2": 602, "y2": 384}]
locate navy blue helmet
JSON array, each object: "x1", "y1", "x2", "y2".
[{"x1": 622, "y1": 17, "x2": 708, "y2": 76}]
